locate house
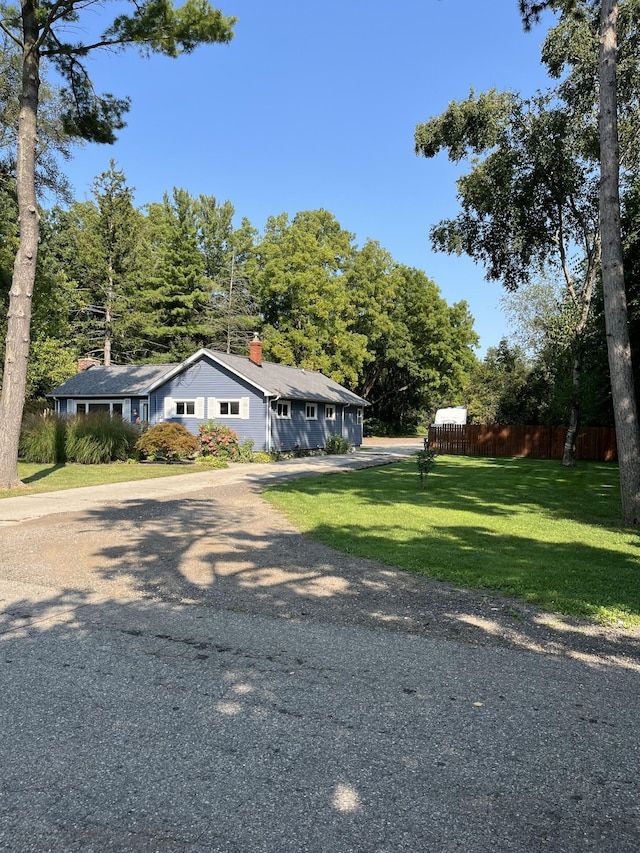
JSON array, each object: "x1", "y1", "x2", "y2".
[{"x1": 48, "y1": 338, "x2": 369, "y2": 452}]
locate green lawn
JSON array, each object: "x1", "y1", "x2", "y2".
[
  {"x1": 0, "y1": 461, "x2": 205, "y2": 498},
  {"x1": 263, "y1": 454, "x2": 640, "y2": 627}
]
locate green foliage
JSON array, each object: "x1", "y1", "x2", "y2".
[
  {"x1": 65, "y1": 414, "x2": 139, "y2": 463},
  {"x1": 237, "y1": 437, "x2": 255, "y2": 462},
  {"x1": 135, "y1": 422, "x2": 198, "y2": 461},
  {"x1": 197, "y1": 420, "x2": 240, "y2": 460},
  {"x1": 252, "y1": 209, "x2": 368, "y2": 385},
  {"x1": 19, "y1": 412, "x2": 67, "y2": 463},
  {"x1": 143, "y1": 188, "x2": 212, "y2": 358},
  {"x1": 324, "y1": 433, "x2": 352, "y2": 455},
  {"x1": 194, "y1": 454, "x2": 228, "y2": 469},
  {"x1": 26, "y1": 338, "x2": 77, "y2": 400},
  {"x1": 415, "y1": 449, "x2": 438, "y2": 490},
  {"x1": 252, "y1": 451, "x2": 275, "y2": 463},
  {"x1": 19, "y1": 1, "x2": 236, "y2": 146}
]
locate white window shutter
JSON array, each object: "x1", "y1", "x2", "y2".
[
  {"x1": 164, "y1": 397, "x2": 175, "y2": 419},
  {"x1": 207, "y1": 397, "x2": 217, "y2": 419},
  {"x1": 240, "y1": 397, "x2": 250, "y2": 420},
  {"x1": 123, "y1": 399, "x2": 131, "y2": 421},
  {"x1": 195, "y1": 397, "x2": 205, "y2": 419}
]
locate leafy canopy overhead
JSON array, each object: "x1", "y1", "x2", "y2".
[{"x1": 0, "y1": 0, "x2": 236, "y2": 143}]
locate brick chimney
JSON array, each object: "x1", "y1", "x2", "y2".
[
  {"x1": 77, "y1": 357, "x2": 101, "y2": 373},
  {"x1": 249, "y1": 334, "x2": 263, "y2": 366}
]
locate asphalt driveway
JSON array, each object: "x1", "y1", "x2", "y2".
[{"x1": 1, "y1": 442, "x2": 639, "y2": 852}]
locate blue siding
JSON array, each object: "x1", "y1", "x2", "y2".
[
  {"x1": 153, "y1": 355, "x2": 269, "y2": 449},
  {"x1": 271, "y1": 400, "x2": 363, "y2": 451},
  {"x1": 53, "y1": 354, "x2": 366, "y2": 451},
  {"x1": 343, "y1": 407, "x2": 364, "y2": 448}
]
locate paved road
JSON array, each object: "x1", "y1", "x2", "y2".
[{"x1": 1, "y1": 444, "x2": 639, "y2": 852}]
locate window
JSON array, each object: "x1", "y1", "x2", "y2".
[
  {"x1": 72, "y1": 400, "x2": 130, "y2": 418},
  {"x1": 276, "y1": 401, "x2": 290, "y2": 418},
  {"x1": 325, "y1": 405, "x2": 336, "y2": 421},
  {"x1": 357, "y1": 407, "x2": 363, "y2": 425},
  {"x1": 165, "y1": 397, "x2": 204, "y2": 419},
  {"x1": 305, "y1": 403, "x2": 317, "y2": 420},
  {"x1": 219, "y1": 400, "x2": 240, "y2": 417}
]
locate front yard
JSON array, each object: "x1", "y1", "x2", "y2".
[{"x1": 263, "y1": 454, "x2": 640, "y2": 627}]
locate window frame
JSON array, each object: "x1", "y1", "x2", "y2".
[
  {"x1": 175, "y1": 400, "x2": 197, "y2": 417},
  {"x1": 325, "y1": 404, "x2": 336, "y2": 421},
  {"x1": 276, "y1": 400, "x2": 291, "y2": 419},
  {"x1": 73, "y1": 400, "x2": 128, "y2": 418},
  {"x1": 305, "y1": 402, "x2": 317, "y2": 420},
  {"x1": 218, "y1": 399, "x2": 241, "y2": 418}
]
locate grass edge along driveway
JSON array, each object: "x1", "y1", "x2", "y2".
[
  {"x1": 263, "y1": 455, "x2": 640, "y2": 628},
  {"x1": 2, "y1": 460, "x2": 206, "y2": 498}
]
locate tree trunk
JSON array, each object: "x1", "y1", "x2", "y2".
[
  {"x1": 562, "y1": 348, "x2": 582, "y2": 467},
  {"x1": 599, "y1": 0, "x2": 640, "y2": 525},
  {"x1": 0, "y1": 10, "x2": 40, "y2": 489}
]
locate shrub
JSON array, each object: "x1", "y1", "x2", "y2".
[
  {"x1": 135, "y1": 422, "x2": 198, "y2": 462},
  {"x1": 197, "y1": 421, "x2": 240, "y2": 460},
  {"x1": 416, "y1": 449, "x2": 438, "y2": 490},
  {"x1": 66, "y1": 414, "x2": 139, "y2": 464},
  {"x1": 325, "y1": 433, "x2": 352, "y2": 455},
  {"x1": 194, "y1": 455, "x2": 229, "y2": 469},
  {"x1": 20, "y1": 411, "x2": 67, "y2": 463},
  {"x1": 252, "y1": 451, "x2": 275, "y2": 463},
  {"x1": 237, "y1": 438, "x2": 255, "y2": 463}
]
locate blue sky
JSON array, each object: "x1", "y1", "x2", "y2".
[{"x1": 59, "y1": 0, "x2": 557, "y2": 356}]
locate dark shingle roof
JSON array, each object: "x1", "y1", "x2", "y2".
[
  {"x1": 49, "y1": 350, "x2": 368, "y2": 406},
  {"x1": 49, "y1": 363, "x2": 178, "y2": 397},
  {"x1": 207, "y1": 350, "x2": 368, "y2": 406}
]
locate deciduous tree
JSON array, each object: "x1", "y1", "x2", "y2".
[
  {"x1": 0, "y1": 0, "x2": 236, "y2": 488},
  {"x1": 519, "y1": 0, "x2": 640, "y2": 522},
  {"x1": 415, "y1": 89, "x2": 601, "y2": 466}
]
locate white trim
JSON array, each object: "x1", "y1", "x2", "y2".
[
  {"x1": 173, "y1": 399, "x2": 199, "y2": 417},
  {"x1": 70, "y1": 399, "x2": 129, "y2": 417},
  {"x1": 275, "y1": 400, "x2": 291, "y2": 419},
  {"x1": 305, "y1": 402, "x2": 317, "y2": 420},
  {"x1": 146, "y1": 348, "x2": 274, "y2": 397},
  {"x1": 216, "y1": 399, "x2": 242, "y2": 418},
  {"x1": 325, "y1": 404, "x2": 336, "y2": 421}
]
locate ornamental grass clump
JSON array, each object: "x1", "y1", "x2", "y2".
[
  {"x1": 135, "y1": 422, "x2": 198, "y2": 462},
  {"x1": 197, "y1": 421, "x2": 240, "y2": 461},
  {"x1": 20, "y1": 411, "x2": 67, "y2": 463},
  {"x1": 66, "y1": 414, "x2": 139, "y2": 464}
]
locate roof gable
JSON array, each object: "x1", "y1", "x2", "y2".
[{"x1": 49, "y1": 349, "x2": 368, "y2": 406}]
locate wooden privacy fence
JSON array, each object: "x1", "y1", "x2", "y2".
[{"x1": 427, "y1": 424, "x2": 617, "y2": 462}]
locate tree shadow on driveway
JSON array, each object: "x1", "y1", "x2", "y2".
[{"x1": 2, "y1": 481, "x2": 638, "y2": 671}]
